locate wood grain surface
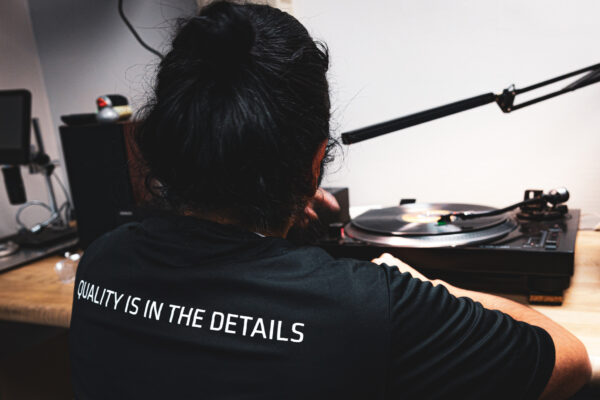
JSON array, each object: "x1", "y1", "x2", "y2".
[
  {"x1": 531, "y1": 231, "x2": 600, "y2": 386},
  {"x1": 0, "y1": 255, "x2": 73, "y2": 327},
  {"x1": 0, "y1": 231, "x2": 598, "y2": 381}
]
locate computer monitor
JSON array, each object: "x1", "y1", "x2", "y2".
[{"x1": 0, "y1": 89, "x2": 31, "y2": 165}]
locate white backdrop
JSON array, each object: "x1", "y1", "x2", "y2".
[{"x1": 295, "y1": 0, "x2": 600, "y2": 227}]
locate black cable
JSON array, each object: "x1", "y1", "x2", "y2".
[{"x1": 118, "y1": 0, "x2": 164, "y2": 60}]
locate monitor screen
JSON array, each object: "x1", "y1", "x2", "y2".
[{"x1": 0, "y1": 89, "x2": 31, "y2": 164}]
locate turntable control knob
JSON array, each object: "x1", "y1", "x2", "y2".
[
  {"x1": 400, "y1": 199, "x2": 416, "y2": 205},
  {"x1": 328, "y1": 222, "x2": 345, "y2": 240}
]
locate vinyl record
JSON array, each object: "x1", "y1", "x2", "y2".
[
  {"x1": 351, "y1": 203, "x2": 507, "y2": 236},
  {"x1": 345, "y1": 203, "x2": 518, "y2": 248}
]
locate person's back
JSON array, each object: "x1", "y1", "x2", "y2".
[
  {"x1": 71, "y1": 216, "x2": 391, "y2": 398},
  {"x1": 72, "y1": 215, "x2": 555, "y2": 399},
  {"x1": 69, "y1": 2, "x2": 591, "y2": 398}
]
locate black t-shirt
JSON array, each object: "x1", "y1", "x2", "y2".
[{"x1": 69, "y1": 214, "x2": 555, "y2": 399}]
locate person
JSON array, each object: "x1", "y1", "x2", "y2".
[{"x1": 69, "y1": 1, "x2": 591, "y2": 399}]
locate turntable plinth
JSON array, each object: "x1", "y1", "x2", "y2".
[{"x1": 317, "y1": 202, "x2": 580, "y2": 304}]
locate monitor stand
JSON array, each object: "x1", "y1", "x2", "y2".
[{"x1": 0, "y1": 228, "x2": 78, "y2": 274}]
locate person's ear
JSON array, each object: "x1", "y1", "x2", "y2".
[{"x1": 311, "y1": 139, "x2": 328, "y2": 189}]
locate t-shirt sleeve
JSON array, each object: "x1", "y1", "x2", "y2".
[{"x1": 381, "y1": 265, "x2": 555, "y2": 400}]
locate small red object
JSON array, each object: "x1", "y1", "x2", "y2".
[{"x1": 97, "y1": 97, "x2": 108, "y2": 108}]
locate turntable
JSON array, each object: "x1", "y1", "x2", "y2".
[
  {"x1": 306, "y1": 188, "x2": 579, "y2": 304},
  {"x1": 318, "y1": 62, "x2": 599, "y2": 305}
]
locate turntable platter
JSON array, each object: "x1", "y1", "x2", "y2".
[{"x1": 345, "y1": 203, "x2": 518, "y2": 248}]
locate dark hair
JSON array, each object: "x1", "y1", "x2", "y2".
[{"x1": 136, "y1": 0, "x2": 332, "y2": 233}]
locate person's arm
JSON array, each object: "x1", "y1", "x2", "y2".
[{"x1": 372, "y1": 253, "x2": 592, "y2": 400}]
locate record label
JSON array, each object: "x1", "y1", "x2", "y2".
[{"x1": 401, "y1": 209, "x2": 450, "y2": 224}]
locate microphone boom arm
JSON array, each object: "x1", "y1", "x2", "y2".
[{"x1": 342, "y1": 62, "x2": 600, "y2": 145}]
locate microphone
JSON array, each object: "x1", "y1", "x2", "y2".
[{"x1": 1, "y1": 165, "x2": 26, "y2": 205}]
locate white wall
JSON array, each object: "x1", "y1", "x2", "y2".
[
  {"x1": 29, "y1": 0, "x2": 197, "y2": 135},
  {"x1": 0, "y1": 0, "x2": 196, "y2": 237},
  {"x1": 295, "y1": 1, "x2": 600, "y2": 227},
  {"x1": 0, "y1": 0, "x2": 67, "y2": 237},
  {"x1": 23, "y1": 0, "x2": 194, "y2": 238}
]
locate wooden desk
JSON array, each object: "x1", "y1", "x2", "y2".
[
  {"x1": 0, "y1": 231, "x2": 599, "y2": 382},
  {"x1": 0, "y1": 255, "x2": 73, "y2": 328},
  {"x1": 507, "y1": 231, "x2": 600, "y2": 386}
]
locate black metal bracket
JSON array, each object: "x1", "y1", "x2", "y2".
[{"x1": 496, "y1": 86, "x2": 516, "y2": 113}]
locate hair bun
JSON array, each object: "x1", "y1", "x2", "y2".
[{"x1": 174, "y1": 1, "x2": 255, "y2": 68}]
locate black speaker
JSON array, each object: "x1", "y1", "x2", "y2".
[{"x1": 59, "y1": 123, "x2": 136, "y2": 248}]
